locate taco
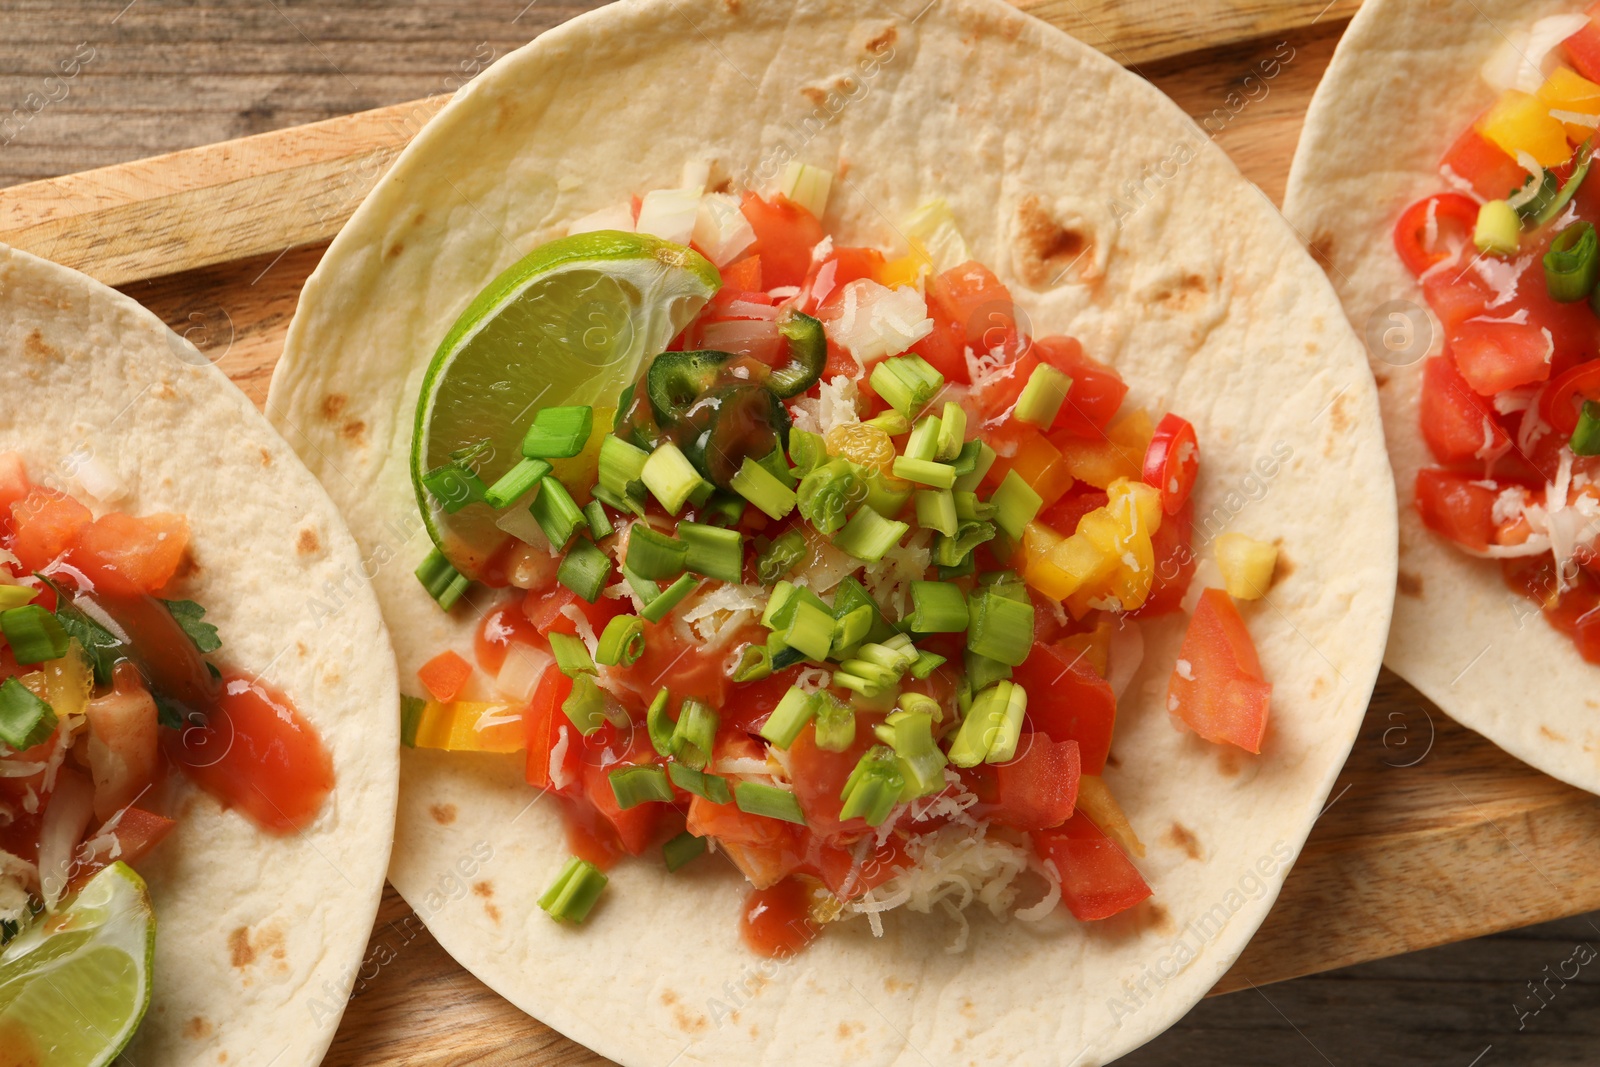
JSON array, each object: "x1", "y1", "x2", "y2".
[
  {"x1": 1285, "y1": 0, "x2": 1600, "y2": 792},
  {"x1": 268, "y1": 0, "x2": 1396, "y2": 1062},
  {"x1": 0, "y1": 244, "x2": 398, "y2": 1065}
]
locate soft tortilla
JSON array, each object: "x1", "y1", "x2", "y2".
[
  {"x1": 267, "y1": 0, "x2": 1395, "y2": 1062},
  {"x1": 0, "y1": 243, "x2": 398, "y2": 1065},
  {"x1": 1282, "y1": 0, "x2": 1600, "y2": 794}
]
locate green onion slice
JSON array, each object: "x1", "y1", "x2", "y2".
[
  {"x1": 1572, "y1": 400, "x2": 1600, "y2": 456},
  {"x1": 596, "y1": 615, "x2": 646, "y2": 667},
  {"x1": 870, "y1": 353, "x2": 945, "y2": 418},
  {"x1": 833, "y1": 507, "x2": 910, "y2": 563},
  {"x1": 838, "y1": 746, "x2": 905, "y2": 826},
  {"x1": 678, "y1": 521, "x2": 745, "y2": 583},
  {"x1": 890, "y1": 456, "x2": 956, "y2": 489},
  {"x1": 561, "y1": 673, "x2": 609, "y2": 735},
  {"x1": 953, "y1": 441, "x2": 996, "y2": 493},
  {"x1": 421, "y1": 463, "x2": 488, "y2": 514},
  {"x1": 759, "y1": 686, "x2": 816, "y2": 749},
  {"x1": 755, "y1": 529, "x2": 807, "y2": 585},
  {"x1": 1014, "y1": 363, "x2": 1072, "y2": 428},
  {"x1": 915, "y1": 489, "x2": 958, "y2": 537},
  {"x1": 904, "y1": 415, "x2": 943, "y2": 462},
  {"x1": 557, "y1": 538, "x2": 613, "y2": 604},
  {"x1": 647, "y1": 688, "x2": 677, "y2": 758},
  {"x1": 625, "y1": 525, "x2": 689, "y2": 580},
  {"x1": 549, "y1": 631, "x2": 597, "y2": 677},
  {"x1": 640, "y1": 574, "x2": 699, "y2": 624},
  {"x1": 584, "y1": 499, "x2": 615, "y2": 540},
  {"x1": 416, "y1": 548, "x2": 472, "y2": 611},
  {"x1": 400, "y1": 694, "x2": 426, "y2": 749},
  {"x1": 522, "y1": 405, "x2": 594, "y2": 459},
  {"x1": 671, "y1": 699, "x2": 718, "y2": 770},
  {"x1": 529, "y1": 477, "x2": 586, "y2": 549},
  {"x1": 667, "y1": 761, "x2": 733, "y2": 804},
  {"x1": 731, "y1": 642, "x2": 773, "y2": 682},
  {"x1": 908, "y1": 581, "x2": 969, "y2": 634},
  {"x1": 733, "y1": 781, "x2": 808, "y2": 825},
  {"x1": 796, "y1": 459, "x2": 867, "y2": 536},
  {"x1": 0, "y1": 676, "x2": 56, "y2": 750},
  {"x1": 609, "y1": 765, "x2": 674, "y2": 810},
  {"x1": 990, "y1": 469, "x2": 1043, "y2": 539},
  {"x1": 662, "y1": 830, "x2": 708, "y2": 872},
  {"x1": 966, "y1": 588, "x2": 1035, "y2": 666},
  {"x1": 730, "y1": 456, "x2": 798, "y2": 520},
  {"x1": 641, "y1": 443, "x2": 704, "y2": 515},
  {"x1": 482, "y1": 457, "x2": 553, "y2": 510},
  {"x1": 537, "y1": 856, "x2": 607, "y2": 924},
  {"x1": 0, "y1": 605, "x2": 68, "y2": 665},
  {"x1": 936, "y1": 402, "x2": 967, "y2": 460},
  {"x1": 598, "y1": 435, "x2": 650, "y2": 498},
  {"x1": 783, "y1": 599, "x2": 836, "y2": 663},
  {"x1": 812, "y1": 692, "x2": 856, "y2": 752},
  {"x1": 1544, "y1": 220, "x2": 1600, "y2": 304}
]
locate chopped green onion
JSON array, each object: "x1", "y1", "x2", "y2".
[
  {"x1": 759, "y1": 686, "x2": 816, "y2": 748},
  {"x1": 599, "y1": 435, "x2": 650, "y2": 497},
  {"x1": 592, "y1": 482, "x2": 645, "y2": 518},
  {"x1": 609, "y1": 765, "x2": 674, "y2": 809},
  {"x1": 0, "y1": 606, "x2": 67, "y2": 665},
  {"x1": 908, "y1": 581, "x2": 968, "y2": 633},
  {"x1": 870, "y1": 353, "x2": 945, "y2": 417},
  {"x1": 755, "y1": 530, "x2": 806, "y2": 585},
  {"x1": 898, "y1": 690, "x2": 944, "y2": 722},
  {"x1": 987, "y1": 682, "x2": 1028, "y2": 764},
  {"x1": 561, "y1": 673, "x2": 609, "y2": 735},
  {"x1": 522, "y1": 405, "x2": 594, "y2": 459},
  {"x1": 730, "y1": 456, "x2": 797, "y2": 520},
  {"x1": 583, "y1": 499, "x2": 614, "y2": 540},
  {"x1": 915, "y1": 489, "x2": 958, "y2": 537},
  {"x1": 400, "y1": 694, "x2": 426, "y2": 748},
  {"x1": 640, "y1": 574, "x2": 699, "y2": 624},
  {"x1": 855, "y1": 635, "x2": 918, "y2": 674},
  {"x1": 663, "y1": 830, "x2": 707, "y2": 872},
  {"x1": 482, "y1": 457, "x2": 553, "y2": 510},
  {"x1": 978, "y1": 569, "x2": 1030, "y2": 600},
  {"x1": 734, "y1": 781, "x2": 807, "y2": 825},
  {"x1": 904, "y1": 415, "x2": 943, "y2": 461},
  {"x1": 813, "y1": 692, "x2": 856, "y2": 751},
  {"x1": 596, "y1": 615, "x2": 646, "y2": 667},
  {"x1": 953, "y1": 491, "x2": 995, "y2": 522},
  {"x1": 1015, "y1": 364, "x2": 1072, "y2": 428},
  {"x1": 966, "y1": 587, "x2": 1035, "y2": 666},
  {"x1": 833, "y1": 507, "x2": 910, "y2": 563},
  {"x1": 797, "y1": 459, "x2": 867, "y2": 535},
  {"x1": 416, "y1": 548, "x2": 471, "y2": 611},
  {"x1": 678, "y1": 521, "x2": 745, "y2": 583},
  {"x1": 1545, "y1": 220, "x2": 1599, "y2": 303},
  {"x1": 838, "y1": 746, "x2": 904, "y2": 826},
  {"x1": 935, "y1": 519, "x2": 996, "y2": 568},
  {"x1": 864, "y1": 473, "x2": 914, "y2": 520},
  {"x1": 537, "y1": 856, "x2": 607, "y2": 924},
  {"x1": 864, "y1": 410, "x2": 911, "y2": 435},
  {"x1": 946, "y1": 680, "x2": 1017, "y2": 767},
  {"x1": 699, "y1": 491, "x2": 747, "y2": 527},
  {"x1": 625, "y1": 525, "x2": 688, "y2": 580},
  {"x1": 833, "y1": 668, "x2": 887, "y2": 698},
  {"x1": 529, "y1": 477, "x2": 585, "y2": 548},
  {"x1": 671, "y1": 699, "x2": 718, "y2": 770},
  {"x1": 964, "y1": 648, "x2": 1013, "y2": 691},
  {"x1": 731, "y1": 642, "x2": 773, "y2": 682},
  {"x1": 557, "y1": 538, "x2": 612, "y2": 603},
  {"x1": 757, "y1": 447, "x2": 798, "y2": 489},
  {"x1": 953, "y1": 441, "x2": 996, "y2": 493},
  {"x1": 1474, "y1": 199, "x2": 1521, "y2": 256},
  {"x1": 421, "y1": 463, "x2": 488, "y2": 514},
  {"x1": 1572, "y1": 400, "x2": 1600, "y2": 456},
  {"x1": 761, "y1": 581, "x2": 798, "y2": 629},
  {"x1": 831, "y1": 604, "x2": 874, "y2": 656},
  {"x1": 641, "y1": 443, "x2": 704, "y2": 515},
  {"x1": 832, "y1": 577, "x2": 895, "y2": 644},
  {"x1": 764, "y1": 584, "x2": 830, "y2": 632},
  {"x1": 891, "y1": 456, "x2": 956, "y2": 489},
  {"x1": 621, "y1": 562, "x2": 662, "y2": 607},
  {"x1": 1529, "y1": 138, "x2": 1593, "y2": 226},
  {"x1": 768, "y1": 631, "x2": 806, "y2": 670},
  {"x1": 936, "y1": 402, "x2": 967, "y2": 460},
  {"x1": 835, "y1": 658, "x2": 896, "y2": 690},
  {"x1": 549, "y1": 632, "x2": 596, "y2": 678},
  {"x1": 887, "y1": 709, "x2": 947, "y2": 798},
  {"x1": 647, "y1": 688, "x2": 676, "y2": 757},
  {"x1": 667, "y1": 761, "x2": 732, "y2": 804},
  {"x1": 784, "y1": 598, "x2": 837, "y2": 662},
  {"x1": 788, "y1": 428, "x2": 828, "y2": 474},
  {"x1": 779, "y1": 161, "x2": 834, "y2": 217},
  {"x1": 910, "y1": 649, "x2": 947, "y2": 680},
  {"x1": 0, "y1": 677, "x2": 56, "y2": 750},
  {"x1": 990, "y1": 470, "x2": 1043, "y2": 539},
  {"x1": 938, "y1": 557, "x2": 976, "y2": 580}
]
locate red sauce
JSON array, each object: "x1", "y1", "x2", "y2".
[
  {"x1": 163, "y1": 676, "x2": 334, "y2": 834},
  {"x1": 739, "y1": 876, "x2": 820, "y2": 959},
  {"x1": 474, "y1": 597, "x2": 540, "y2": 675}
]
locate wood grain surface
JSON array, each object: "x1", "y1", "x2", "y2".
[{"x1": 8, "y1": 1, "x2": 1600, "y2": 1065}]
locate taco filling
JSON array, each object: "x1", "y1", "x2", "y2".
[
  {"x1": 404, "y1": 168, "x2": 1274, "y2": 956},
  {"x1": 1395, "y1": 7, "x2": 1600, "y2": 659},
  {"x1": 0, "y1": 456, "x2": 334, "y2": 1050}
]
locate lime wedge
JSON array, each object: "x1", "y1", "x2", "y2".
[
  {"x1": 412, "y1": 230, "x2": 720, "y2": 580},
  {"x1": 0, "y1": 862, "x2": 155, "y2": 1067}
]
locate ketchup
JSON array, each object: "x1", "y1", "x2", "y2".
[{"x1": 739, "y1": 877, "x2": 820, "y2": 959}]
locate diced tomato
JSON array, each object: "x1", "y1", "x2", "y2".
[
  {"x1": 1506, "y1": 555, "x2": 1600, "y2": 663},
  {"x1": 721, "y1": 664, "x2": 806, "y2": 734},
  {"x1": 613, "y1": 619, "x2": 733, "y2": 707},
  {"x1": 816, "y1": 835, "x2": 909, "y2": 901},
  {"x1": 739, "y1": 192, "x2": 825, "y2": 289},
  {"x1": 803, "y1": 246, "x2": 886, "y2": 314},
  {"x1": 1450, "y1": 319, "x2": 1555, "y2": 396},
  {"x1": 78, "y1": 807, "x2": 175, "y2": 881},
  {"x1": 581, "y1": 759, "x2": 663, "y2": 856},
  {"x1": 1541, "y1": 359, "x2": 1600, "y2": 437},
  {"x1": 970, "y1": 344, "x2": 1039, "y2": 424},
  {"x1": 822, "y1": 337, "x2": 859, "y2": 380},
  {"x1": 525, "y1": 667, "x2": 575, "y2": 792},
  {"x1": 1011, "y1": 642, "x2": 1117, "y2": 774},
  {"x1": 1038, "y1": 486, "x2": 1108, "y2": 537},
  {"x1": 786, "y1": 719, "x2": 878, "y2": 839},
  {"x1": 1440, "y1": 124, "x2": 1527, "y2": 201},
  {"x1": 722, "y1": 255, "x2": 762, "y2": 293},
  {"x1": 1031, "y1": 813, "x2": 1152, "y2": 921},
  {"x1": 927, "y1": 261, "x2": 1019, "y2": 353},
  {"x1": 1421, "y1": 260, "x2": 1491, "y2": 333},
  {"x1": 687, "y1": 794, "x2": 806, "y2": 887},
  {"x1": 1420, "y1": 355, "x2": 1509, "y2": 462},
  {"x1": 986, "y1": 428, "x2": 1075, "y2": 508},
  {"x1": 1131, "y1": 497, "x2": 1196, "y2": 618},
  {"x1": 8, "y1": 489, "x2": 91, "y2": 570},
  {"x1": 558, "y1": 793, "x2": 626, "y2": 870},
  {"x1": 69, "y1": 512, "x2": 190, "y2": 596},
  {"x1": 1167, "y1": 588, "x2": 1271, "y2": 753},
  {"x1": 993, "y1": 735, "x2": 1080, "y2": 830},
  {"x1": 1141, "y1": 413, "x2": 1199, "y2": 515},
  {"x1": 418, "y1": 650, "x2": 474, "y2": 703},
  {"x1": 1393, "y1": 193, "x2": 1480, "y2": 278},
  {"x1": 1414, "y1": 468, "x2": 1502, "y2": 552},
  {"x1": 524, "y1": 585, "x2": 626, "y2": 640},
  {"x1": 739, "y1": 876, "x2": 819, "y2": 958},
  {"x1": 0, "y1": 453, "x2": 30, "y2": 521},
  {"x1": 1033, "y1": 337, "x2": 1129, "y2": 439},
  {"x1": 1565, "y1": 3, "x2": 1600, "y2": 83},
  {"x1": 908, "y1": 313, "x2": 969, "y2": 385}
]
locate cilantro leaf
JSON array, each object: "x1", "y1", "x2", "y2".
[{"x1": 161, "y1": 599, "x2": 222, "y2": 654}]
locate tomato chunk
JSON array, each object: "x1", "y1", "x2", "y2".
[
  {"x1": 740, "y1": 193, "x2": 825, "y2": 289},
  {"x1": 9, "y1": 489, "x2": 91, "y2": 571},
  {"x1": 1565, "y1": 4, "x2": 1600, "y2": 84},
  {"x1": 582, "y1": 758, "x2": 662, "y2": 856},
  {"x1": 71, "y1": 512, "x2": 190, "y2": 596},
  {"x1": 1420, "y1": 356, "x2": 1508, "y2": 463},
  {"x1": 1011, "y1": 642, "x2": 1117, "y2": 774},
  {"x1": 1031, "y1": 813, "x2": 1151, "y2": 921},
  {"x1": 1414, "y1": 468, "x2": 1502, "y2": 552},
  {"x1": 1130, "y1": 497, "x2": 1196, "y2": 619},
  {"x1": 994, "y1": 735, "x2": 1080, "y2": 830},
  {"x1": 1440, "y1": 125, "x2": 1527, "y2": 202},
  {"x1": 928, "y1": 261, "x2": 1019, "y2": 353},
  {"x1": 1034, "y1": 337, "x2": 1129, "y2": 439},
  {"x1": 524, "y1": 667, "x2": 575, "y2": 792},
  {"x1": 1449, "y1": 320, "x2": 1554, "y2": 396},
  {"x1": 1167, "y1": 588, "x2": 1271, "y2": 753}
]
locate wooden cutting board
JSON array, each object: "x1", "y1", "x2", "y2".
[{"x1": 5, "y1": 4, "x2": 1599, "y2": 1064}]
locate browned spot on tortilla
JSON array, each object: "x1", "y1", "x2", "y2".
[
  {"x1": 1147, "y1": 903, "x2": 1175, "y2": 934},
  {"x1": 430, "y1": 803, "x2": 457, "y2": 825},
  {"x1": 384, "y1": 241, "x2": 405, "y2": 260},
  {"x1": 1329, "y1": 393, "x2": 1353, "y2": 435},
  {"x1": 472, "y1": 880, "x2": 494, "y2": 898},
  {"x1": 296, "y1": 527, "x2": 320, "y2": 555},
  {"x1": 1374, "y1": 372, "x2": 1391, "y2": 389},
  {"x1": 219, "y1": 1054, "x2": 228, "y2": 1064},
  {"x1": 661, "y1": 989, "x2": 678, "y2": 1006},
  {"x1": 295, "y1": 641, "x2": 308, "y2": 658},
  {"x1": 1104, "y1": 751, "x2": 1121, "y2": 769},
  {"x1": 1310, "y1": 676, "x2": 1328, "y2": 699},
  {"x1": 838, "y1": 159, "x2": 852, "y2": 180},
  {"x1": 152, "y1": 382, "x2": 178, "y2": 400},
  {"x1": 710, "y1": 176, "x2": 733, "y2": 194},
  {"x1": 838, "y1": 1021, "x2": 864, "y2": 1039},
  {"x1": 672, "y1": 1006, "x2": 710, "y2": 1034},
  {"x1": 340, "y1": 418, "x2": 367, "y2": 445},
  {"x1": 1014, "y1": 195, "x2": 1087, "y2": 288},
  {"x1": 1541, "y1": 725, "x2": 1568, "y2": 742},
  {"x1": 413, "y1": 209, "x2": 427, "y2": 227},
  {"x1": 259, "y1": 448, "x2": 273, "y2": 467},
  {"x1": 834, "y1": 76, "x2": 858, "y2": 96},
  {"x1": 959, "y1": 998, "x2": 977, "y2": 1018},
  {"x1": 865, "y1": 23, "x2": 897, "y2": 53},
  {"x1": 484, "y1": 903, "x2": 502, "y2": 924},
  {"x1": 1164, "y1": 823, "x2": 1201, "y2": 860},
  {"x1": 1273, "y1": 546, "x2": 1294, "y2": 586},
  {"x1": 1308, "y1": 231, "x2": 1336, "y2": 271},
  {"x1": 1152, "y1": 273, "x2": 1210, "y2": 311},
  {"x1": 723, "y1": 0, "x2": 740, "y2": 12},
  {"x1": 23, "y1": 329, "x2": 58, "y2": 362},
  {"x1": 1216, "y1": 747, "x2": 1243, "y2": 777},
  {"x1": 800, "y1": 86, "x2": 828, "y2": 107},
  {"x1": 884, "y1": 976, "x2": 909, "y2": 994},
  {"x1": 321, "y1": 394, "x2": 348, "y2": 420},
  {"x1": 228, "y1": 927, "x2": 255, "y2": 968},
  {"x1": 256, "y1": 925, "x2": 287, "y2": 962},
  {"x1": 1398, "y1": 571, "x2": 1424, "y2": 598},
  {"x1": 183, "y1": 1017, "x2": 213, "y2": 1040}
]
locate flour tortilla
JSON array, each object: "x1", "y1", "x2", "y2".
[
  {"x1": 1282, "y1": 0, "x2": 1600, "y2": 794},
  {"x1": 0, "y1": 243, "x2": 398, "y2": 1065},
  {"x1": 267, "y1": 0, "x2": 1395, "y2": 1062}
]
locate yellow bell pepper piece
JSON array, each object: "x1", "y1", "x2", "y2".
[
  {"x1": 878, "y1": 237, "x2": 932, "y2": 289},
  {"x1": 1051, "y1": 408, "x2": 1152, "y2": 489},
  {"x1": 992, "y1": 431, "x2": 1076, "y2": 508},
  {"x1": 1478, "y1": 89, "x2": 1574, "y2": 169},
  {"x1": 1215, "y1": 532, "x2": 1278, "y2": 600},
  {"x1": 412, "y1": 700, "x2": 527, "y2": 753},
  {"x1": 1537, "y1": 67, "x2": 1600, "y2": 144},
  {"x1": 1022, "y1": 521, "x2": 1076, "y2": 600},
  {"x1": 1077, "y1": 775, "x2": 1145, "y2": 857}
]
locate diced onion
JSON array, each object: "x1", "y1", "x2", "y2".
[
  {"x1": 71, "y1": 454, "x2": 127, "y2": 505},
  {"x1": 495, "y1": 643, "x2": 551, "y2": 703},
  {"x1": 819, "y1": 280, "x2": 934, "y2": 364},
  {"x1": 697, "y1": 318, "x2": 784, "y2": 364},
  {"x1": 37, "y1": 770, "x2": 94, "y2": 910},
  {"x1": 1482, "y1": 16, "x2": 1590, "y2": 93},
  {"x1": 691, "y1": 192, "x2": 756, "y2": 267},
  {"x1": 635, "y1": 187, "x2": 702, "y2": 245}
]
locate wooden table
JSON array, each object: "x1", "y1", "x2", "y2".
[{"x1": 5, "y1": 2, "x2": 1600, "y2": 1063}]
